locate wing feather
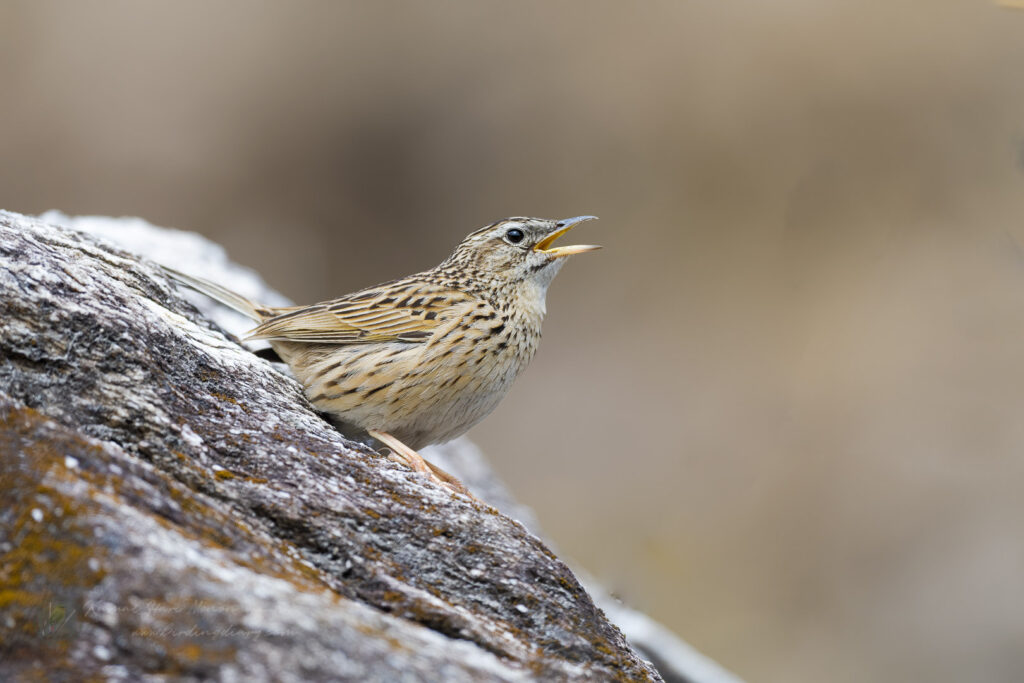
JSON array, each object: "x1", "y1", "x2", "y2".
[{"x1": 245, "y1": 280, "x2": 479, "y2": 345}]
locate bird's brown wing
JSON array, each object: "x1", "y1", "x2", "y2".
[{"x1": 245, "y1": 280, "x2": 478, "y2": 344}]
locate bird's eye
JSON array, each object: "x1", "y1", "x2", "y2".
[{"x1": 505, "y1": 228, "x2": 525, "y2": 244}]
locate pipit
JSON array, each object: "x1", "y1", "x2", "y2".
[{"x1": 165, "y1": 216, "x2": 600, "y2": 494}]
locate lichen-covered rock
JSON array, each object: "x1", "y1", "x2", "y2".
[{"x1": 0, "y1": 210, "x2": 662, "y2": 681}]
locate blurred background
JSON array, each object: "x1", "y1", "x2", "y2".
[{"x1": 3, "y1": 2, "x2": 1024, "y2": 680}]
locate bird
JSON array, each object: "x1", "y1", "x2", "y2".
[{"x1": 164, "y1": 216, "x2": 600, "y2": 495}]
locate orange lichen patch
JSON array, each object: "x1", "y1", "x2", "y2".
[
  {"x1": 353, "y1": 620, "x2": 409, "y2": 653},
  {"x1": 196, "y1": 369, "x2": 220, "y2": 383},
  {"x1": 0, "y1": 405, "x2": 332, "y2": 606},
  {"x1": 0, "y1": 405, "x2": 356, "y2": 675},
  {"x1": 0, "y1": 489, "x2": 104, "y2": 600},
  {"x1": 176, "y1": 642, "x2": 204, "y2": 663},
  {"x1": 0, "y1": 411, "x2": 110, "y2": 664}
]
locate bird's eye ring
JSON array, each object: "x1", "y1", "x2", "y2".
[{"x1": 505, "y1": 228, "x2": 525, "y2": 244}]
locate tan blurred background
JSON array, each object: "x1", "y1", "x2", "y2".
[{"x1": 3, "y1": 1, "x2": 1024, "y2": 680}]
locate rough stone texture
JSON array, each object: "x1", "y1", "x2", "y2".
[{"x1": 0, "y1": 210, "x2": 663, "y2": 681}]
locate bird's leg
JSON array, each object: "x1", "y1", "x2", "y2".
[
  {"x1": 367, "y1": 429, "x2": 475, "y2": 498},
  {"x1": 368, "y1": 429, "x2": 431, "y2": 474}
]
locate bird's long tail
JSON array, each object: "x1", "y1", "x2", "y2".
[{"x1": 161, "y1": 265, "x2": 265, "y2": 321}]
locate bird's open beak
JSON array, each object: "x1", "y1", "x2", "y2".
[{"x1": 533, "y1": 215, "x2": 602, "y2": 258}]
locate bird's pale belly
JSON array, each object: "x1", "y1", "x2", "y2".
[{"x1": 273, "y1": 333, "x2": 532, "y2": 449}]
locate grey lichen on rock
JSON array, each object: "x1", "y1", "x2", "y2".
[{"x1": 0, "y1": 210, "x2": 663, "y2": 681}]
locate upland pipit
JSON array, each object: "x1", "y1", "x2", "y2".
[{"x1": 166, "y1": 216, "x2": 600, "y2": 494}]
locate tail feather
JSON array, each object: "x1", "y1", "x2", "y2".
[{"x1": 161, "y1": 265, "x2": 265, "y2": 322}]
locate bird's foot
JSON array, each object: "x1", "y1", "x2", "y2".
[{"x1": 368, "y1": 429, "x2": 476, "y2": 499}]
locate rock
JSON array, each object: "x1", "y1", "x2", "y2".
[{"x1": 0, "y1": 210, "x2": 736, "y2": 682}]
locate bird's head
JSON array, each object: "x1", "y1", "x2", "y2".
[{"x1": 445, "y1": 216, "x2": 601, "y2": 290}]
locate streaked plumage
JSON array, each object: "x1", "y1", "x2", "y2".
[{"x1": 166, "y1": 216, "x2": 599, "y2": 490}]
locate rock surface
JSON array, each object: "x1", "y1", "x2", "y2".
[{"x1": 0, "y1": 210, "x2": 738, "y2": 682}]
